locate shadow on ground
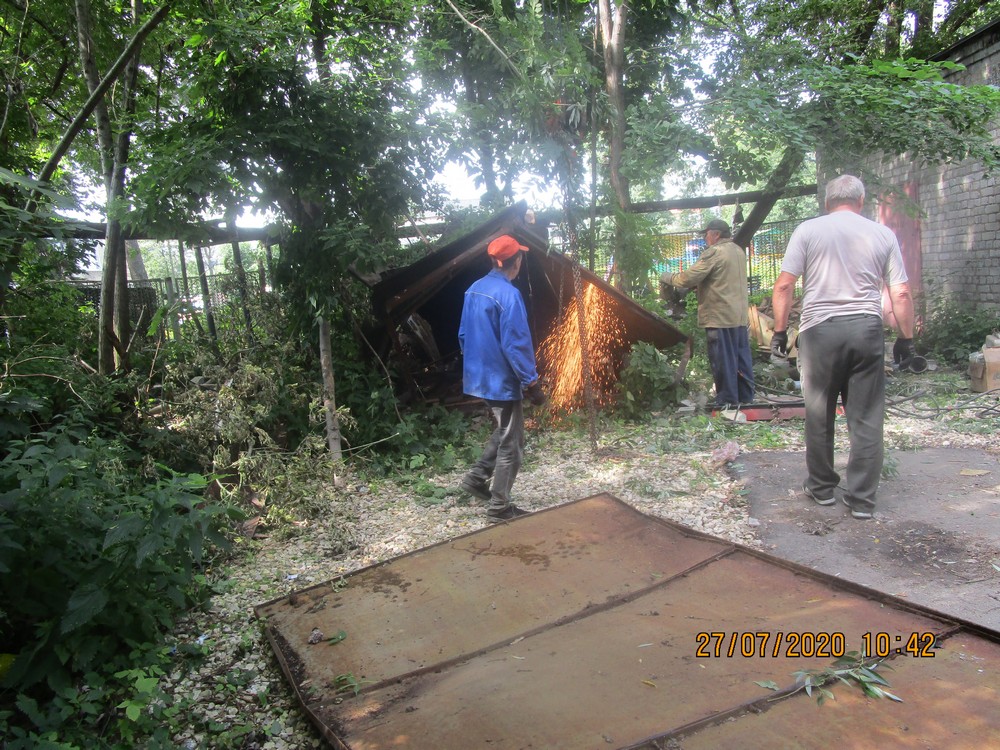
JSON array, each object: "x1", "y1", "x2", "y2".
[{"x1": 735, "y1": 447, "x2": 1000, "y2": 631}]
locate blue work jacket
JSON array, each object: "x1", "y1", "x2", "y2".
[{"x1": 458, "y1": 269, "x2": 539, "y2": 401}]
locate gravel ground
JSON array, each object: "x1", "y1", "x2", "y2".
[{"x1": 160, "y1": 381, "x2": 999, "y2": 749}]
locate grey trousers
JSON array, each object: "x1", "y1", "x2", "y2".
[
  {"x1": 798, "y1": 314, "x2": 885, "y2": 512},
  {"x1": 467, "y1": 399, "x2": 524, "y2": 511}
]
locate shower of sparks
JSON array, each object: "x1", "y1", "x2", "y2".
[{"x1": 537, "y1": 283, "x2": 630, "y2": 412}]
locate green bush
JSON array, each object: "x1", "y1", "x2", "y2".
[
  {"x1": 0, "y1": 283, "x2": 103, "y2": 440},
  {"x1": 0, "y1": 416, "x2": 243, "y2": 739},
  {"x1": 919, "y1": 293, "x2": 1000, "y2": 366},
  {"x1": 614, "y1": 341, "x2": 686, "y2": 420},
  {"x1": 359, "y1": 403, "x2": 483, "y2": 475}
]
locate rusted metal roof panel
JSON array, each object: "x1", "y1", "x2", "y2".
[
  {"x1": 255, "y1": 494, "x2": 1000, "y2": 749},
  {"x1": 674, "y1": 635, "x2": 1000, "y2": 749}
]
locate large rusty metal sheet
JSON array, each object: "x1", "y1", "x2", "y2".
[{"x1": 255, "y1": 493, "x2": 1000, "y2": 749}]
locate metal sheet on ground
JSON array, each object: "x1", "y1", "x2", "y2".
[
  {"x1": 675, "y1": 635, "x2": 1000, "y2": 750},
  {"x1": 255, "y1": 493, "x2": 1000, "y2": 749}
]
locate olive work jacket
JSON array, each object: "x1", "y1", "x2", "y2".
[{"x1": 660, "y1": 239, "x2": 750, "y2": 329}]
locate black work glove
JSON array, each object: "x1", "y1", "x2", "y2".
[
  {"x1": 893, "y1": 337, "x2": 916, "y2": 370},
  {"x1": 770, "y1": 330, "x2": 789, "y2": 359},
  {"x1": 658, "y1": 272, "x2": 674, "y2": 302},
  {"x1": 525, "y1": 381, "x2": 548, "y2": 406}
]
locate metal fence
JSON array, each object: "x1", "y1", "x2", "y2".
[
  {"x1": 550, "y1": 218, "x2": 804, "y2": 296},
  {"x1": 67, "y1": 219, "x2": 804, "y2": 337},
  {"x1": 65, "y1": 269, "x2": 269, "y2": 341}
]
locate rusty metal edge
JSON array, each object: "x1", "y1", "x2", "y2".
[
  {"x1": 630, "y1": 499, "x2": 1000, "y2": 642},
  {"x1": 258, "y1": 623, "x2": 351, "y2": 750},
  {"x1": 617, "y1": 682, "x2": 809, "y2": 750}
]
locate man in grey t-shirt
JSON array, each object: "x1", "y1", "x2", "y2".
[{"x1": 770, "y1": 175, "x2": 915, "y2": 520}]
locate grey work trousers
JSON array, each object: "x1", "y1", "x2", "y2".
[
  {"x1": 468, "y1": 399, "x2": 524, "y2": 511},
  {"x1": 798, "y1": 314, "x2": 885, "y2": 512}
]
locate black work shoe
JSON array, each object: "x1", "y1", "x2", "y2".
[
  {"x1": 842, "y1": 496, "x2": 873, "y2": 520},
  {"x1": 460, "y1": 477, "x2": 491, "y2": 502},
  {"x1": 487, "y1": 505, "x2": 530, "y2": 523},
  {"x1": 802, "y1": 482, "x2": 835, "y2": 506}
]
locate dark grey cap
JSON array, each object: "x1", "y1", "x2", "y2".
[{"x1": 701, "y1": 218, "x2": 731, "y2": 235}]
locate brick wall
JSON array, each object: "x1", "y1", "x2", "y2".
[{"x1": 872, "y1": 21, "x2": 1000, "y2": 313}]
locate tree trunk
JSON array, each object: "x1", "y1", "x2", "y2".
[
  {"x1": 885, "y1": 0, "x2": 903, "y2": 59},
  {"x1": 911, "y1": 0, "x2": 935, "y2": 56},
  {"x1": 318, "y1": 315, "x2": 343, "y2": 461},
  {"x1": 226, "y1": 209, "x2": 255, "y2": 341},
  {"x1": 588, "y1": 87, "x2": 599, "y2": 273},
  {"x1": 76, "y1": 0, "x2": 116, "y2": 372},
  {"x1": 460, "y1": 53, "x2": 504, "y2": 208},
  {"x1": 126, "y1": 240, "x2": 148, "y2": 281},
  {"x1": 597, "y1": 0, "x2": 630, "y2": 289},
  {"x1": 733, "y1": 147, "x2": 805, "y2": 249},
  {"x1": 598, "y1": 0, "x2": 629, "y2": 213},
  {"x1": 78, "y1": 0, "x2": 147, "y2": 373},
  {"x1": 194, "y1": 244, "x2": 217, "y2": 341},
  {"x1": 74, "y1": 0, "x2": 114, "y2": 179},
  {"x1": 178, "y1": 239, "x2": 191, "y2": 297},
  {"x1": 39, "y1": 0, "x2": 172, "y2": 186}
]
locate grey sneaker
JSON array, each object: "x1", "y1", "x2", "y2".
[
  {"x1": 802, "y1": 482, "x2": 836, "y2": 506},
  {"x1": 460, "y1": 477, "x2": 491, "y2": 502},
  {"x1": 487, "y1": 505, "x2": 530, "y2": 523},
  {"x1": 842, "y1": 496, "x2": 873, "y2": 520}
]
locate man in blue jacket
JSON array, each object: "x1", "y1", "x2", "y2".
[{"x1": 458, "y1": 234, "x2": 546, "y2": 522}]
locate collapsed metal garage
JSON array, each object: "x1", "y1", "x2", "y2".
[{"x1": 368, "y1": 201, "x2": 689, "y2": 409}]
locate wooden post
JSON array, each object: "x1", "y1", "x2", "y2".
[
  {"x1": 194, "y1": 245, "x2": 217, "y2": 341},
  {"x1": 178, "y1": 239, "x2": 191, "y2": 298},
  {"x1": 265, "y1": 241, "x2": 275, "y2": 282},
  {"x1": 318, "y1": 315, "x2": 343, "y2": 461},
  {"x1": 165, "y1": 277, "x2": 183, "y2": 341},
  {"x1": 226, "y1": 210, "x2": 255, "y2": 340}
]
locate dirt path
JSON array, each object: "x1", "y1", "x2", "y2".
[{"x1": 736, "y1": 447, "x2": 1000, "y2": 631}]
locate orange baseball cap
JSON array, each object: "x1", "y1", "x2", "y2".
[{"x1": 487, "y1": 234, "x2": 529, "y2": 261}]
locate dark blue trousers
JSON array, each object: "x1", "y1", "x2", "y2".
[{"x1": 706, "y1": 326, "x2": 755, "y2": 407}]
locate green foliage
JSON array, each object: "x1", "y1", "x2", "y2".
[
  {"x1": 614, "y1": 342, "x2": 685, "y2": 420},
  {"x1": 808, "y1": 59, "x2": 1000, "y2": 172},
  {"x1": 5, "y1": 297, "x2": 94, "y2": 362},
  {"x1": 756, "y1": 652, "x2": 901, "y2": 706},
  {"x1": 918, "y1": 291, "x2": 1000, "y2": 366},
  {"x1": 650, "y1": 413, "x2": 723, "y2": 454},
  {"x1": 814, "y1": 657, "x2": 900, "y2": 702},
  {"x1": 0, "y1": 640, "x2": 209, "y2": 749},
  {"x1": 372, "y1": 404, "x2": 481, "y2": 475},
  {"x1": 149, "y1": 290, "x2": 317, "y2": 473},
  {"x1": 160, "y1": 352, "x2": 312, "y2": 471},
  {"x1": 0, "y1": 418, "x2": 243, "y2": 734},
  {"x1": 0, "y1": 298, "x2": 141, "y2": 461}
]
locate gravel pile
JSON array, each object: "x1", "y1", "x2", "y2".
[{"x1": 160, "y1": 390, "x2": 999, "y2": 749}]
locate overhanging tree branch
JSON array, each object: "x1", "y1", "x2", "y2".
[
  {"x1": 35, "y1": 0, "x2": 173, "y2": 187},
  {"x1": 733, "y1": 147, "x2": 806, "y2": 248},
  {"x1": 442, "y1": 0, "x2": 524, "y2": 81}
]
